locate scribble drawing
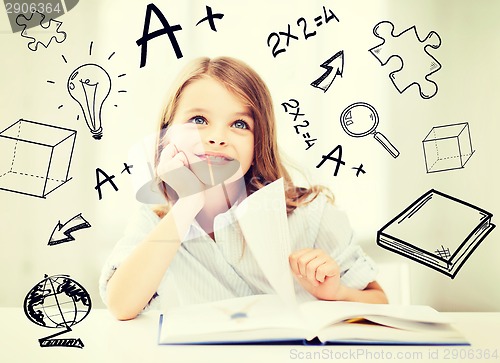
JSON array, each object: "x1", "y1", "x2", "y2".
[
  {"x1": 339, "y1": 102, "x2": 399, "y2": 158},
  {"x1": 67, "y1": 63, "x2": 112, "y2": 140},
  {"x1": 0, "y1": 119, "x2": 76, "y2": 198},
  {"x1": 310, "y1": 50, "x2": 344, "y2": 92},
  {"x1": 369, "y1": 20, "x2": 441, "y2": 99},
  {"x1": 435, "y1": 245, "x2": 451, "y2": 259},
  {"x1": 377, "y1": 189, "x2": 495, "y2": 279},
  {"x1": 48, "y1": 213, "x2": 91, "y2": 246},
  {"x1": 422, "y1": 122, "x2": 475, "y2": 173},
  {"x1": 24, "y1": 274, "x2": 91, "y2": 348},
  {"x1": 48, "y1": 41, "x2": 127, "y2": 137},
  {"x1": 16, "y1": 12, "x2": 67, "y2": 51}
]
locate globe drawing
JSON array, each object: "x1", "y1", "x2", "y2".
[{"x1": 23, "y1": 274, "x2": 92, "y2": 331}]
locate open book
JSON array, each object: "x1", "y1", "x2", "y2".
[{"x1": 158, "y1": 294, "x2": 468, "y2": 345}]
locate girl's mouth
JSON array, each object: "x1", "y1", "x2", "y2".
[
  {"x1": 196, "y1": 153, "x2": 234, "y2": 165},
  {"x1": 190, "y1": 155, "x2": 240, "y2": 186}
]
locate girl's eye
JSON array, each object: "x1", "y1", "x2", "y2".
[
  {"x1": 232, "y1": 120, "x2": 249, "y2": 129},
  {"x1": 189, "y1": 116, "x2": 207, "y2": 125}
]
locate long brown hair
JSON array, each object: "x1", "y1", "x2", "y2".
[{"x1": 154, "y1": 56, "x2": 333, "y2": 216}]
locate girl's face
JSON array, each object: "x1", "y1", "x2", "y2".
[{"x1": 165, "y1": 76, "x2": 255, "y2": 184}]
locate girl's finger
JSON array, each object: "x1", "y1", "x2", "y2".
[
  {"x1": 296, "y1": 249, "x2": 321, "y2": 278},
  {"x1": 316, "y1": 260, "x2": 339, "y2": 283},
  {"x1": 181, "y1": 149, "x2": 202, "y2": 163},
  {"x1": 172, "y1": 150, "x2": 188, "y2": 166},
  {"x1": 305, "y1": 256, "x2": 327, "y2": 286},
  {"x1": 289, "y1": 248, "x2": 312, "y2": 277},
  {"x1": 157, "y1": 145, "x2": 185, "y2": 179},
  {"x1": 160, "y1": 143, "x2": 178, "y2": 161}
]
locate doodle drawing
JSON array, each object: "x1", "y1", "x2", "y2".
[
  {"x1": 195, "y1": 5, "x2": 224, "y2": 32},
  {"x1": 310, "y1": 50, "x2": 344, "y2": 92},
  {"x1": 48, "y1": 213, "x2": 91, "y2": 246},
  {"x1": 136, "y1": 3, "x2": 224, "y2": 67},
  {"x1": 16, "y1": 12, "x2": 67, "y2": 51},
  {"x1": 67, "y1": 63, "x2": 112, "y2": 140},
  {"x1": 339, "y1": 102, "x2": 400, "y2": 158},
  {"x1": 281, "y1": 98, "x2": 317, "y2": 150},
  {"x1": 369, "y1": 21, "x2": 441, "y2": 99},
  {"x1": 267, "y1": 5, "x2": 339, "y2": 58},
  {"x1": 23, "y1": 274, "x2": 92, "y2": 348},
  {"x1": 377, "y1": 189, "x2": 495, "y2": 279},
  {"x1": 422, "y1": 122, "x2": 475, "y2": 173},
  {"x1": 94, "y1": 163, "x2": 135, "y2": 201},
  {"x1": 0, "y1": 119, "x2": 76, "y2": 198}
]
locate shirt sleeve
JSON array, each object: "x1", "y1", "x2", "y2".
[
  {"x1": 312, "y1": 196, "x2": 378, "y2": 290},
  {"x1": 98, "y1": 204, "x2": 161, "y2": 310}
]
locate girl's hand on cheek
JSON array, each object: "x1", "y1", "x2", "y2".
[
  {"x1": 157, "y1": 143, "x2": 205, "y2": 200},
  {"x1": 289, "y1": 248, "x2": 344, "y2": 301}
]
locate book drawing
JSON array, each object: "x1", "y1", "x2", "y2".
[{"x1": 377, "y1": 189, "x2": 495, "y2": 278}]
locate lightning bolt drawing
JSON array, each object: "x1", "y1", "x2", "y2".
[
  {"x1": 310, "y1": 50, "x2": 344, "y2": 92},
  {"x1": 48, "y1": 213, "x2": 91, "y2": 246}
]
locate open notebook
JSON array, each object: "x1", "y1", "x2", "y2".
[{"x1": 158, "y1": 294, "x2": 468, "y2": 345}]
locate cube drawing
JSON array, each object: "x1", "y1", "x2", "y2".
[
  {"x1": 0, "y1": 119, "x2": 76, "y2": 198},
  {"x1": 422, "y1": 122, "x2": 474, "y2": 173}
]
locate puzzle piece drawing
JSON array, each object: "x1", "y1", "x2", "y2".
[
  {"x1": 16, "y1": 12, "x2": 67, "y2": 51},
  {"x1": 369, "y1": 21, "x2": 441, "y2": 99}
]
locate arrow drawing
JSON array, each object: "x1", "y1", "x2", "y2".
[
  {"x1": 48, "y1": 213, "x2": 91, "y2": 246},
  {"x1": 310, "y1": 50, "x2": 344, "y2": 92}
]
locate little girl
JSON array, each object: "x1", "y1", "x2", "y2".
[{"x1": 100, "y1": 56, "x2": 387, "y2": 320}]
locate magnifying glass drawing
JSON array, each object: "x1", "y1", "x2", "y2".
[{"x1": 339, "y1": 102, "x2": 400, "y2": 158}]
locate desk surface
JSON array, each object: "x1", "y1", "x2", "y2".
[{"x1": 1, "y1": 308, "x2": 499, "y2": 363}]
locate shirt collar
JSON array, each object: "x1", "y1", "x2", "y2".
[{"x1": 182, "y1": 200, "x2": 242, "y2": 242}]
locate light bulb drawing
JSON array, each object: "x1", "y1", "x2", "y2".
[
  {"x1": 46, "y1": 41, "x2": 127, "y2": 139},
  {"x1": 67, "y1": 63, "x2": 111, "y2": 140}
]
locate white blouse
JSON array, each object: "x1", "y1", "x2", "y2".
[{"x1": 99, "y1": 194, "x2": 378, "y2": 311}]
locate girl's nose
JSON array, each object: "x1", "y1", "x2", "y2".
[
  {"x1": 208, "y1": 139, "x2": 226, "y2": 146},
  {"x1": 206, "y1": 124, "x2": 227, "y2": 146}
]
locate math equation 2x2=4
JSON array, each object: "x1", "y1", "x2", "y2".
[{"x1": 267, "y1": 5, "x2": 340, "y2": 58}]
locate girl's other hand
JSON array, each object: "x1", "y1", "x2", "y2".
[{"x1": 289, "y1": 248, "x2": 343, "y2": 301}]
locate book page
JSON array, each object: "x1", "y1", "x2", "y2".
[
  {"x1": 159, "y1": 295, "x2": 308, "y2": 343},
  {"x1": 299, "y1": 300, "x2": 453, "y2": 332},
  {"x1": 234, "y1": 178, "x2": 296, "y2": 304},
  {"x1": 317, "y1": 323, "x2": 466, "y2": 344}
]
